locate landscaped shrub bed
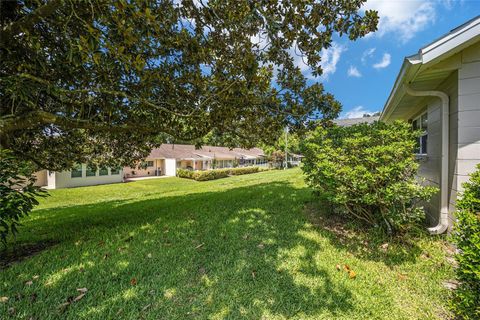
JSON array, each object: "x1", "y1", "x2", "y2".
[
  {"x1": 450, "y1": 164, "x2": 480, "y2": 319},
  {"x1": 301, "y1": 120, "x2": 437, "y2": 233},
  {"x1": 177, "y1": 166, "x2": 266, "y2": 181}
]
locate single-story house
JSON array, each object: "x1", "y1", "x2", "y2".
[
  {"x1": 333, "y1": 115, "x2": 380, "y2": 127},
  {"x1": 123, "y1": 144, "x2": 267, "y2": 178},
  {"x1": 35, "y1": 165, "x2": 124, "y2": 189},
  {"x1": 380, "y1": 16, "x2": 480, "y2": 234},
  {"x1": 35, "y1": 144, "x2": 267, "y2": 188}
]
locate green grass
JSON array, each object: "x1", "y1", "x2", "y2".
[{"x1": 1, "y1": 168, "x2": 453, "y2": 319}]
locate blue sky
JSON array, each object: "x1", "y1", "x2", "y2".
[{"x1": 307, "y1": 0, "x2": 480, "y2": 119}]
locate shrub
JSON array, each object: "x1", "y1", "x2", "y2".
[
  {"x1": 176, "y1": 168, "x2": 194, "y2": 179},
  {"x1": 177, "y1": 166, "x2": 265, "y2": 181},
  {"x1": 228, "y1": 166, "x2": 260, "y2": 175},
  {"x1": 0, "y1": 150, "x2": 47, "y2": 245},
  {"x1": 300, "y1": 120, "x2": 437, "y2": 233},
  {"x1": 450, "y1": 164, "x2": 480, "y2": 319}
]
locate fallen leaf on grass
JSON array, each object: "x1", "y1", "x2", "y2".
[
  {"x1": 73, "y1": 293, "x2": 85, "y2": 302},
  {"x1": 32, "y1": 275, "x2": 39, "y2": 280},
  {"x1": 130, "y1": 278, "x2": 137, "y2": 286},
  {"x1": 25, "y1": 280, "x2": 33, "y2": 286},
  {"x1": 0, "y1": 296, "x2": 8, "y2": 303},
  {"x1": 398, "y1": 273, "x2": 408, "y2": 280},
  {"x1": 443, "y1": 280, "x2": 460, "y2": 290},
  {"x1": 421, "y1": 252, "x2": 431, "y2": 259},
  {"x1": 251, "y1": 270, "x2": 256, "y2": 279},
  {"x1": 195, "y1": 243, "x2": 204, "y2": 250},
  {"x1": 335, "y1": 264, "x2": 341, "y2": 271},
  {"x1": 343, "y1": 264, "x2": 351, "y2": 272},
  {"x1": 58, "y1": 289, "x2": 88, "y2": 312},
  {"x1": 147, "y1": 253, "x2": 152, "y2": 258},
  {"x1": 380, "y1": 243, "x2": 389, "y2": 252},
  {"x1": 141, "y1": 304, "x2": 151, "y2": 312},
  {"x1": 257, "y1": 243, "x2": 265, "y2": 250},
  {"x1": 348, "y1": 270, "x2": 356, "y2": 279}
]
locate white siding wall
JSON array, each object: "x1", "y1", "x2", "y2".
[
  {"x1": 418, "y1": 41, "x2": 480, "y2": 227},
  {"x1": 455, "y1": 41, "x2": 480, "y2": 200},
  {"x1": 52, "y1": 164, "x2": 123, "y2": 189},
  {"x1": 165, "y1": 158, "x2": 176, "y2": 176},
  {"x1": 414, "y1": 72, "x2": 459, "y2": 226}
]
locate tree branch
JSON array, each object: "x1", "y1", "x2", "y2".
[{"x1": 0, "y1": 0, "x2": 64, "y2": 45}]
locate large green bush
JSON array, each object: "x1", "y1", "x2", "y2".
[
  {"x1": 0, "y1": 150, "x2": 47, "y2": 245},
  {"x1": 177, "y1": 166, "x2": 264, "y2": 181},
  {"x1": 450, "y1": 164, "x2": 480, "y2": 319},
  {"x1": 300, "y1": 120, "x2": 437, "y2": 232}
]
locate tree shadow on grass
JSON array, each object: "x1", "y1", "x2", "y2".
[
  {"x1": 0, "y1": 180, "x2": 421, "y2": 319},
  {"x1": 303, "y1": 200, "x2": 429, "y2": 268}
]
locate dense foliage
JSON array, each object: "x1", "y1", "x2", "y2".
[
  {"x1": 0, "y1": 0, "x2": 377, "y2": 172},
  {"x1": 177, "y1": 166, "x2": 265, "y2": 181},
  {"x1": 451, "y1": 164, "x2": 480, "y2": 319},
  {"x1": 0, "y1": 150, "x2": 47, "y2": 245},
  {"x1": 301, "y1": 121, "x2": 437, "y2": 232}
]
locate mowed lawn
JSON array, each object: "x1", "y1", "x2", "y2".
[{"x1": 1, "y1": 168, "x2": 454, "y2": 319}]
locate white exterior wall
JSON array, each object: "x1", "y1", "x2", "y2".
[
  {"x1": 415, "y1": 41, "x2": 480, "y2": 227},
  {"x1": 165, "y1": 158, "x2": 176, "y2": 176},
  {"x1": 123, "y1": 159, "x2": 165, "y2": 177},
  {"x1": 50, "y1": 164, "x2": 123, "y2": 189},
  {"x1": 455, "y1": 41, "x2": 480, "y2": 199},
  {"x1": 411, "y1": 71, "x2": 459, "y2": 226}
]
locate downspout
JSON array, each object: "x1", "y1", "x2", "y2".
[{"x1": 403, "y1": 84, "x2": 450, "y2": 234}]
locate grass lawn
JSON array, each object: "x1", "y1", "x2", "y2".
[{"x1": 1, "y1": 168, "x2": 454, "y2": 319}]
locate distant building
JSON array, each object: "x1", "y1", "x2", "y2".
[
  {"x1": 35, "y1": 144, "x2": 267, "y2": 189},
  {"x1": 333, "y1": 115, "x2": 380, "y2": 127}
]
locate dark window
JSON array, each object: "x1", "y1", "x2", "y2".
[
  {"x1": 86, "y1": 165, "x2": 96, "y2": 177},
  {"x1": 71, "y1": 164, "x2": 82, "y2": 178},
  {"x1": 99, "y1": 167, "x2": 108, "y2": 176},
  {"x1": 111, "y1": 167, "x2": 120, "y2": 175},
  {"x1": 412, "y1": 112, "x2": 428, "y2": 154}
]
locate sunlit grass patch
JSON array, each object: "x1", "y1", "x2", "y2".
[{"x1": 0, "y1": 169, "x2": 453, "y2": 319}]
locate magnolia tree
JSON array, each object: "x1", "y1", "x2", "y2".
[
  {"x1": 1, "y1": 0, "x2": 377, "y2": 170},
  {"x1": 0, "y1": 0, "x2": 377, "y2": 241}
]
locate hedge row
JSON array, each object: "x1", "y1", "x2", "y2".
[
  {"x1": 177, "y1": 166, "x2": 267, "y2": 181},
  {"x1": 450, "y1": 164, "x2": 480, "y2": 319}
]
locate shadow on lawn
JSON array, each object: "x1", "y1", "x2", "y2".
[{"x1": 1, "y1": 180, "x2": 423, "y2": 318}]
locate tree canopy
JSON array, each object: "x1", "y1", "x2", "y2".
[{"x1": 1, "y1": 0, "x2": 378, "y2": 170}]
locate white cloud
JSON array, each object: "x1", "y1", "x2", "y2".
[
  {"x1": 441, "y1": 0, "x2": 464, "y2": 10},
  {"x1": 373, "y1": 53, "x2": 391, "y2": 69},
  {"x1": 347, "y1": 66, "x2": 362, "y2": 78},
  {"x1": 319, "y1": 42, "x2": 345, "y2": 79},
  {"x1": 363, "y1": 0, "x2": 436, "y2": 43},
  {"x1": 344, "y1": 106, "x2": 378, "y2": 119},
  {"x1": 361, "y1": 47, "x2": 376, "y2": 64},
  {"x1": 291, "y1": 42, "x2": 345, "y2": 80}
]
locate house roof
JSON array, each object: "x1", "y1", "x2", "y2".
[
  {"x1": 333, "y1": 116, "x2": 380, "y2": 127},
  {"x1": 147, "y1": 144, "x2": 265, "y2": 160},
  {"x1": 381, "y1": 16, "x2": 480, "y2": 122}
]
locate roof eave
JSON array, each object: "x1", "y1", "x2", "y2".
[
  {"x1": 380, "y1": 56, "x2": 421, "y2": 122},
  {"x1": 380, "y1": 16, "x2": 480, "y2": 123}
]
